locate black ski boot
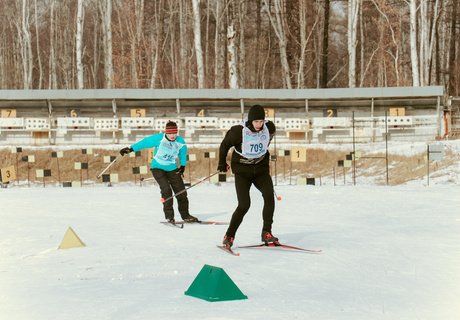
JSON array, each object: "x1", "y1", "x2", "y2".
[
  {"x1": 183, "y1": 215, "x2": 199, "y2": 223},
  {"x1": 222, "y1": 234, "x2": 235, "y2": 249},
  {"x1": 261, "y1": 230, "x2": 279, "y2": 245}
]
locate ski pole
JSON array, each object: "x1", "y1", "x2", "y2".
[
  {"x1": 140, "y1": 176, "x2": 155, "y2": 182},
  {"x1": 96, "y1": 154, "x2": 122, "y2": 179},
  {"x1": 160, "y1": 171, "x2": 220, "y2": 203}
]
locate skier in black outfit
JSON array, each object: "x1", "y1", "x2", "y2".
[{"x1": 218, "y1": 105, "x2": 278, "y2": 249}]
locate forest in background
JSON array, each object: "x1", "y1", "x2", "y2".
[{"x1": 0, "y1": 0, "x2": 458, "y2": 96}]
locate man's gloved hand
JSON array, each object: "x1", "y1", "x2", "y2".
[
  {"x1": 119, "y1": 147, "x2": 133, "y2": 156},
  {"x1": 217, "y1": 163, "x2": 229, "y2": 173},
  {"x1": 178, "y1": 166, "x2": 186, "y2": 176}
]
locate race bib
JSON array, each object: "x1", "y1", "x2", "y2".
[
  {"x1": 240, "y1": 123, "x2": 270, "y2": 159},
  {"x1": 153, "y1": 135, "x2": 185, "y2": 165}
]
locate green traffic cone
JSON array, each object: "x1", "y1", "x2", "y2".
[{"x1": 185, "y1": 264, "x2": 248, "y2": 302}]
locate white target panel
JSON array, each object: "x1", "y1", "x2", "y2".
[
  {"x1": 273, "y1": 118, "x2": 285, "y2": 128},
  {"x1": 94, "y1": 118, "x2": 119, "y2": 130},
  {"x1": 284, "y1": 118, "x2": 309, "y2": 131},
  {"x1": 312, "y1": 117, "x2": 352, "y2": 128},
  {"x1": 57, "y1": 117, "x2": 91, "y2": 128},
  {"x1": 219, "y1": 118, "x2": 241, "y2": 130},
  {"x1": 413, "y1": 115, "x2": 437, "y2": 125},
  {"x1": 25, "y1": 118, "x2": 50, "y2": 130},
  {"x1": 378, "y1": 116, "x2": 413, "y2": 126},
  {"x1": 109, "y1": 173, "x2": 119, "y2": 183},
  {"x1": 0, "y1": 118, "x2": 24, "y2": 128},
  {"x1": 185, "y1": 117, "x2": 219, "y2": 128},
  {"x1": 121, "y1": 117, "x2": 154, "y2": 128},
  {"x1": 72, "y1": 181, "x2": 82, "y2": 187}
]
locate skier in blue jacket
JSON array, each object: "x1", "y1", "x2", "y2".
[{"x1": 119, "y1": 121, "x2": 199, "y2": 224}]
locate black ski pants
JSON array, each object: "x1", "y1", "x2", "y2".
[
  {"x1": 151, "y1": 168, "x2": 189, "y2": 220},
  {"x1": 226, "y1": 170, "x2": 275, "y2": 237}
]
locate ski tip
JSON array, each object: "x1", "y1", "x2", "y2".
[
  {"x1": 160, "y1": 221, "x2": 184, "y2": 228},
  {"x1": 198, "y1": 221, "x2": 229, "y2": 225},
  {"x1": 216, "y1": 245, "x2": 240, "y2": 256}
]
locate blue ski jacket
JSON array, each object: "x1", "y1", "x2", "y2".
[{"x1": 130, "y1": 133, "x2": 187, "y2": 172}]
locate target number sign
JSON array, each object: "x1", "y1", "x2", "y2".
[
  {"x1": 290, "y1": 147, "x2": 306, "y2": 162},
  {"x1": 1, "y1": 109, "x2": 16, "y2": 117},
  {"x1": 0, "y1": 166, "x2": 16, "y2": 183},
  {"x1": 130, "y1": 109, "x2": 146, "y2": 117}
]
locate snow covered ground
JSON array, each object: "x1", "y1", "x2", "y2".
[{"x1": 1, "y1": 181, "x2": 459, "y2": 320}]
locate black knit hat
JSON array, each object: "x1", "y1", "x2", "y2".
[
  {"x1": 165, "y1": 121, "x2": 178, "y2": 134},
  {"x1": 248, "y1": 105, "x2": 265, "y2": 121}
]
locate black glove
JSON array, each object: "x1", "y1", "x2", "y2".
[
  {"x1": 178, "y1": 166, "x2": 186, "y2": 176},
  {"x1": 120, "y1": 147, "x2": 133, "y2": 156},
  {"x1": 217, "y1": 163, "x2": 229, "y2": 173}
]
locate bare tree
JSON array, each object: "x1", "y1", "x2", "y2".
[
  {"x1": 135, "y1": 0, "x2": 144, "y2": 87},
  {"x1": 419, "y1": 0, "x2": 428, "y2": 85},
  {"x1": 254, "y1": 0, "x2": 262, "y2": 87},
  {"x1": 263, "y1": 0, "x2": 292, "y2": 89},
  {"x1": 0, "y1": 12, "x2": 4, "y2": 87},
  {"x1": 16, "y1": 0, "x2": 33, "y2": 89},
  {"x1": 320, "y1": 0, "x2": 330, "y2": 88},
  {"x1": 49, "y1": 0, "x2": 57, "y2": 88},
  {"x1": 90, "y1": 3, "x2": 102, "y2": 88},
  {"x1": 298, "y1": 0, "x2": 307, "y2": 88},
  {"x1": 179, "y1": 0, "x2": 188, "y2": 87},
  {"x1": 408, "y1": 0, "x2": 420, "y2": 86},
  {"x1": 370, "y1": 0, "x2": 400, "y2": 86},
  {"x1": 418, "y1": 0, "x2": 440, "y2": 86},
  {"x1": 101, "y1": 0, "x2": 113, "y2": 88},
  {"x1": 121, "y1": 0, "x2": 145, "y2": 88},
  {"x1": 227, "y1": 24, "x2": 238, "y2": 88},
  {"x1": 214, "y1": 0, "x2": 227, "y2": 88},
  {"x1": 236, "y1": 0, "x2": 246, "y2": 88},
  {"x1": 76, "y1": 0, "x2": 85, "y2": 89},
  {"x1": 428, "y1": 0, "x2": 440, "y2": 86},
  {"x1": 33, "y1": 0, "x2": 43, "y2": 88},
  {"x1": 192, "y1": 0, "x2": 205, "y2": 88},
  {"x1": 2, "y1": 3, "x2": 18, "y2": 88},
  {"x1": 204, "y1": 0, "x2": 211, "y2": 87},
  {"x1": 297, "y1": 0, "x2": 318, "y2": 88},
  {"x1": 347, "y1": 0, "x2": 360, "y2": 88},
  {"x1": 447, "y1": 0, "x2": 458, "y2": 95},
  {"x1": 149, "y1": 0, "x2": 164, "y2": 88}
]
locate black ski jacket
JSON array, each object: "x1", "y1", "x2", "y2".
[{"x1": 218, "y1": 121, "x2": 276, "y2": 175}]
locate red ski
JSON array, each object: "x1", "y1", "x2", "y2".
[
  {"x1": 160, "y1": 221, "x2": 184, "y2": 229},
  {"x1": 238, "y1": 242, "x2": 322, "y2": 254},
  {"x1": 216, "y1": 245, "x2": 240, "y2": 256},
  {"x1": 197, "y1": 221, "x2": 229, "y2": 225}
]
